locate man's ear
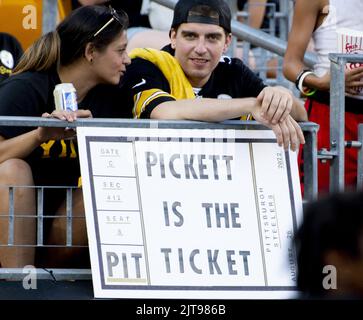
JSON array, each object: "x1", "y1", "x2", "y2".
[
  {"x1": 84, "y1": 43, "x2": 95, "y2": 63},
  {"x1": 223, "y1": 33, "x2": 232, "y2": 54},
  {"x1": 170, "y1": 28, "x2": 177, "y2": 49}
]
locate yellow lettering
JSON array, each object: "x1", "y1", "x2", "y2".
[
  {"x1": 40, "y1": 140, "x2": 55, "y2": 158},
  {"x1": 0, "y1": 66, "x2": 11, "y2": 75},
  {"x1": 70, "y1": 140, "x2": 77, "y2": 158},
  {"x1": 59, "y1": 140, "x2": 67, "y2": 158}
]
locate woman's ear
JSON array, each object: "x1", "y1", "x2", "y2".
[{"x1": 84, "y1": 43, "x2": 95, "y2": 63}]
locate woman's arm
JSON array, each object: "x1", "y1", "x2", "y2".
[
  {"x1": 247, "y1": 0, "x2": 268, "y2": 29},
  {"x1": 283, "y1": 0, "x2": 324, "y2": 89},
  {"x1": 0, "y1": 109, "x2": 92, "y2": 164},
  {"x1": 0, "y1": 131, "x2": 43, "y2": 164},
  {"x1": 284, "y1": 0, "x2": 363, "y2": 93}
]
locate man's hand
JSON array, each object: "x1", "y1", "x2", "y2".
[
  {"x1": 257, "y1": 86, "x2": 293, "y2": 124},
  {"x1": 252, "y1": 106, "x2": 305, "y2": 151},
  {"x1": 270, "y1": 116, "x2": 305, "y2": 151}
]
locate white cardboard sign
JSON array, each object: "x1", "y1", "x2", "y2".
[{"x1": 77, "y1": 127, "x2": 303, "y2": 299}]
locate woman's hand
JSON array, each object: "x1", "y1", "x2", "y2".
[
  {"x1": 37, "y1": 109, "x2": 92, "y2": 142},
  {"x1": 316, "y1": 66, "x2": 363, "y2": 94},
  {"x1": 345, "y1": 66, "x2": 363, "y2": 95}
]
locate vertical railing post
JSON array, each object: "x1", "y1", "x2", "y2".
[
  {"x1": 8, "y1": 187, "x2": 15, "y2": 245},
  {"x1": 329, "y1": 54, "x2": 346, "y2": 192},
  {"x1": 303, "y1": 125, "x2": 319, "y2": 201},
  {"x1": 42, "y1": 0, "x2": 58, "y2": 34},
  {"x1": 66, "y1": 188, "x2": 73, "y2": 247},
  {"x1": 37, "y1": 187, "x2": 44, "y2": 246},
  {"x1": 357, "y1": 124, "x2": 363, "y2": 189}
]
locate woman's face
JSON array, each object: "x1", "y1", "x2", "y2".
[{"x1": 92, "y1": 31, "x2": 131, "y2": 85}]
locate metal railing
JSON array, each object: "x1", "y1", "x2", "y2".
[
  {"x1": 2, "y1": 185, "x2": 80, "y2": 248},
  {"x1": 358, "y1": 124, "x2": 363, "y2": 189},
  {"x1": 42, "y1": 0, "x2": 58, "y2": 34},
  {"x1": 327, "y1": 53, "x2": 363, "y2": 192},
  {"x1": 0, "y1": 118, "x2": 318, "y2": 280},
  {"x1": 0, "y1": 117, "x2": 319, "y2": 201}
]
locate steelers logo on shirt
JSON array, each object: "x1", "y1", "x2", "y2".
[{"x1": 0, "y1": 50, "x2": 14, "y2": 69}]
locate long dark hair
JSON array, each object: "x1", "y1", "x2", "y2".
[{"x1": 13, "y1": 5, "x2": 128, "y2": 74}]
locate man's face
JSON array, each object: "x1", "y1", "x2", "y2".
[{"x1": 170, "y1": 23, "x2": 232, "y2": 88}]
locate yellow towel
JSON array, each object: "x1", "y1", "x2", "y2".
[{"x1": 129, "y1": 48, "x2": 195, "y2": 99}]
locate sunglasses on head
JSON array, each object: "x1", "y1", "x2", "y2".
[{"x1": 93, "y1": 6, "x2": 123, "y2": 38}]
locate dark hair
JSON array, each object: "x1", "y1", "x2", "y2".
[
  {"x1": 13, "y1": 5, "x2": 128, "y2": 74},
  {"x1": 295, "y1": 191, "x2": 363, "y2": 296}
]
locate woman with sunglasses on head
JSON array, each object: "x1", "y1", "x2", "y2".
[{"x1": 0, "y1": 5, "x2": 131, "y2": 268}]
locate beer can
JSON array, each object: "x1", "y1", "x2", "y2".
[{"x1": 53, "y1": 83, "x2": 78, "y2": 112}]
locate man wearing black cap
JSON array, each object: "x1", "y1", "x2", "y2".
[{"x1": 123, "y1": 0, "x2": 307, "y2": 151}]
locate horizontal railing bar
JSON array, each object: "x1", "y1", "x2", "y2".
[
  {"x1": 0, "y1": 268, "x2": 92, "y2": 280},
  {"x1": 0, "y1": 116, "x2": 318, "y2": 131},
  {"x1": 0, "y1": 185, "x2": 78, "y2": 189},
  {"x1": 0, "y1": 244, "x2": 88, "y2": 248},
  {"x1": 0, "y1": 214, "x2": 85, "y2": 218},
  {"x1": 329, "y1": 53, "x2": 363, "y2": 64}
]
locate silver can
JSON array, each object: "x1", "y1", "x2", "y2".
[{"x1": 53, "y1": 83, "x2": 78, "y2": 112}]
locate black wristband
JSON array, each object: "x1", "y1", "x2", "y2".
[{"x1": 295, "y1": 69, "x2": 312, "y2": 90}]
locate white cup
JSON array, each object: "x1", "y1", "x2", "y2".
[{"x1": 337, "y1": 27, "x2": 363, "y2": 98}]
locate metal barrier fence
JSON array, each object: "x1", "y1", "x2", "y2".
[
  {"x1": 0, "y1": 118, "x2": 318, "y2": 280},
  {"x1": 323, "y1": 53, "x2": 363, "y2": 192}
]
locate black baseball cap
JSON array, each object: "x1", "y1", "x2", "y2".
[{"x1": 171, "y1": 0, "x2": 232, "y2": 33}]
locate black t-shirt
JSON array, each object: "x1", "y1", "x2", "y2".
[
  {"x1": 123, "y1": 45, "x2": 266, "y2": 119},
  {"x1": 0, "y1": 70, "x2": 131, "y2": 186},
  {"x1": 0, "y1": 33, "x2": 23, "y2": 83}
]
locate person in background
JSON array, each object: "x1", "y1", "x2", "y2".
[
  {"x1": 0, "y1": 5, "x2": 130, "y2": 268},
  {"x1": 283, "y1": 0, "x2": 363, "y2": 194},
  {"x1": 73, "y1": 0, "x2": 171, "y2": 52},
  {"x1": 236, "y1": 0, "x2": 279, "y2": 77},
  {"x1": 123, "y1": 0, "x2": 307, "y2": 151},
  {"x1": 0, "y1": 32, "x2": 23, "y2": 83},
  {"x1": 73, "y1": 0, "x2": 151, "y2": 28},
  {"x1": 295, "y1": 191, "x2": 363, "y2": 299}
]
